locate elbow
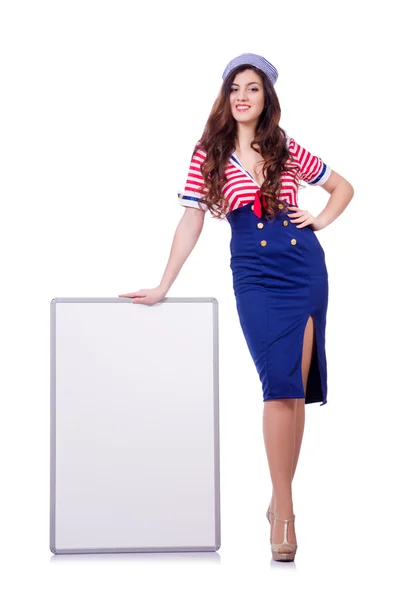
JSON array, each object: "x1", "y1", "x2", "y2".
[
  {"x1": 347, "y1": 182, "x2": 355, "y2": 198},
  {"x1": 337, "y1": 179, "x2": 354, "y2": 198}
]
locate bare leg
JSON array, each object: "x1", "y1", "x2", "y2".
[
  {"x1": 264, "y1": 315, "x2": 315, "y2": 554},
  {"x1": 263, "y1": 399, "x2": 296, "y2": 553},
  {"x1": 269, "y1": 316, "x2": 314, "y2": 508}
]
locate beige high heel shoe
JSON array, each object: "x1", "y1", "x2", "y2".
[
  {"x1": 271, "y1": 514, "x2": 298, "y2": 562},
  {"x1": 266, "y1": 505, "x2": 275, "y2": 542}
]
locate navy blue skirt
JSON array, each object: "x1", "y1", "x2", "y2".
[{"x1": 227, "y1": 201, "x2": 328, "y2": 406}]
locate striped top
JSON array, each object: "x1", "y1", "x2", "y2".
[{"x1": 177, "y1": 135, "x2": 331, "y2": 214}]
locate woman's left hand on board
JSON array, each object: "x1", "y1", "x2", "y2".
[{"x1": 287, "y1": 206, "x2": 323, "y2": 231}]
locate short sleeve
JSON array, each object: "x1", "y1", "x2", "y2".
[
  {"x1": 288, "y1": 136, "x2": 331, "y2": 186},
  {"x1": 177, "y1": 142, "x2": 209, "y2": 211}
]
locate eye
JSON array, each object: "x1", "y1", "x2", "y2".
[{"x1": 230, "y1": 87, "x2": 259, "y2": 93}]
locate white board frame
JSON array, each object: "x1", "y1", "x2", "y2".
[{"x1": 50, "y1": 297, "x2": 220, "y2": 554}]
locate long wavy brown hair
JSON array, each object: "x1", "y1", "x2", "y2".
[{"x1": 193, "y1": 64, "x2": 298, "y2": 220}]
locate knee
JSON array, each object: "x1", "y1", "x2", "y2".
[{"x1": 264, "y1": 398, "x2": 297, "y2": 413}]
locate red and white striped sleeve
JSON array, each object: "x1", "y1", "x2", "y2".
[
  {"x1": 288, "y1": 136, "x2": 331, "y2": 186},
  {"x1": 177, "y1": 142, "x2": 209, "y2": 211}
]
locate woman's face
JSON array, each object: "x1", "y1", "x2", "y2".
[{"x1": 229, "y1": 69, "x2": 265, "y2": 124}]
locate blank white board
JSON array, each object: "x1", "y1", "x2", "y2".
[{"x1": 50, "y1": 297, "x2": 220, "y2": 554}]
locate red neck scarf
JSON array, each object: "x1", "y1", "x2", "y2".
[{"x1": 253, "y1": 189, "x2": 267, "y2": 218}]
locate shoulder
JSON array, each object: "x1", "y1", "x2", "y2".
[
  {"x1": 191, "y1": 139, "x2": 207, "y2": 161},
  {"x1": 284, "y1": 133, "x2": 300, "y2": 155}
]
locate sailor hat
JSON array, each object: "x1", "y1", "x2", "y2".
[{"x1": 222, "y1": 53, "x2": 278, "y2": 85}]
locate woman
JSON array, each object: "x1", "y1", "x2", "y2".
[{"x1": 119, "y1": 53, "x2": 354, "y2": 561}]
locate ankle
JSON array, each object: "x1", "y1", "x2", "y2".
[{"x1": 274, "y1": 505, "x2": 294, "y2": 519}]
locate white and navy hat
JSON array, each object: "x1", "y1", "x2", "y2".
[{"x1": 222, "y1": 53, "x2": 278, "y2": 86}]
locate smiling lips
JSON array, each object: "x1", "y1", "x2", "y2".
[{"x1": 236, "y1": 104, "x2": 250, "y2": 112}]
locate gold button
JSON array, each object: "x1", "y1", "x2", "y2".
[
  {"x1": 278, "y1": 203, "x2": 284, "y2": 209},
  {"x1": 283, "y1": 220, "x2": 288, "y2": 226},
  {"x1": 260, "y1": 240, "x2": 267, "y2": 246},
  {"x1": 257, "y1": 222, "x2": 264, "y2": 229},
  {"x1": 291, "y1": 239, "x2": 297, "y2": 245},
  {"x1": 251, "y1": 204, "x2": 254, "y2": 210}
]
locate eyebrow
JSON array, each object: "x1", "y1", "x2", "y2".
[{"x1": 231, "y1": 82, "x2": 261, "y2": 86}]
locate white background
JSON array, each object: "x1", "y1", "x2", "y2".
[{"x1": 1, "y1": 0, "x2": 396, "y2": 597}]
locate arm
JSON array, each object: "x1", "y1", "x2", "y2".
[
  {"x1": 315, "y1": 170, "x2": 354, "y2": 230},
  {"x1": 159, "y1": 207, "x2": 206, "y2": 293},
  {"x1": 287, "y1": 137, "x2": 354, "y2": 230}
]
